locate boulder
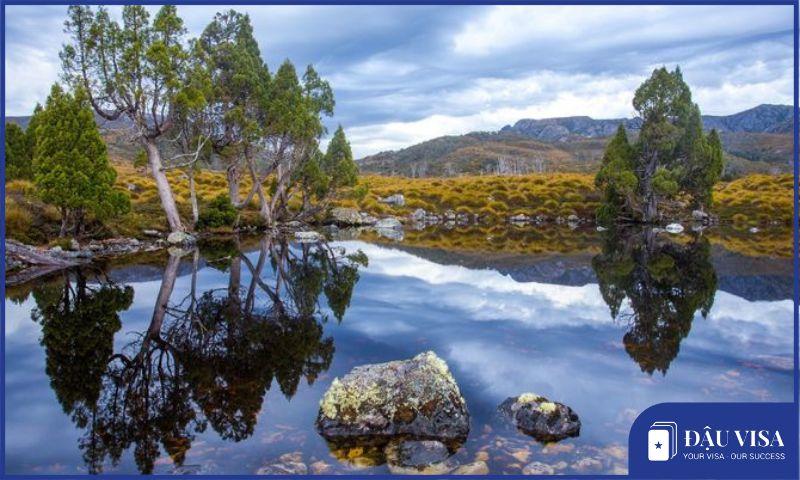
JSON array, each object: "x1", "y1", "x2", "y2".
[
  {"x1": 331, "y1": 207, "x2": 365, "y2": 226},
  {"x1": 664, "y1": 223, "x2": 684, "y2": 234},
  {"x1": 498, "y1": 393, "x2": 580, "y2": 442},
  {"x1": 691, "y1": 209, "x2": 709, "y2": 222},
  {"x1": 374, "y1": 217, "x2": 403, "y2": 230},
  {"x1": 410, "y1": 208, "x2": 427, "y2": 221},
  {"x1": 379, "y1": 194, "x2": 405, "y2": 207},
  {"x1": 316, "y1": 351, "x2": 469, "y2": 442},
  {"x1": 167, "y1": 231, "x2": 196, "y2": 245}
]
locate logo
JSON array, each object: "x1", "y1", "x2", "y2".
[{"x1": 648, "y1": 421, "x2": 678, "y2": 461}]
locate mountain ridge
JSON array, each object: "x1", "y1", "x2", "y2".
[{"x1": 358, "y1": 104, "x2": 793, "y2": 177}]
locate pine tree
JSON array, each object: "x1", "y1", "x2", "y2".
[
  {"x1": 5, "y1": 122, "x2": 32, "y2": 181},
  {"x1": 33, "y1": 84, "x2": 130, "y2": 237},
  {"x1": 595, "y1": 125, "x2": 637, "y2": 224},
  {"x1": 323, "y1": 126, "x2": 358, "y2": 190}
]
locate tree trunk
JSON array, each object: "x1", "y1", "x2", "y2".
[
  {"x1": 227, "y1": 162, "x2": 240, "y2": 206},
  {"x1": 143, "y1": 138, "x2": 184, "y2": 233},
  {"x1": 188, "y1": 169, "x2": 199, "y2": 228},
  {"x1": 59, "y1": 207, "x2": 69, "y2": 237},
  {"x1": 245, "y1": 154, "x2": 272, "y2": 225},
  {"x1": 641, "y1": 150, "x2": 659, "y2": 224}
]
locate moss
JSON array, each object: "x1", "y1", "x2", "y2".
[
  {"x1": 537, "y1": 401, "x2": 558, "y2": 415},
  {"x1": 517, "y1": 393, "x2": 544, "y2": 404}
]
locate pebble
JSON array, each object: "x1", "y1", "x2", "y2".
[
  {"x1": 451, "y1": 461, "x2": 489, "y2": 475},
  {"x1": 522, "y1": 461, "x2": 555, "y2": 475}
]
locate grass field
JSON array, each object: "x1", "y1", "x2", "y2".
[{"x1": 5, "y1": 163, "x2": 792, "y2": 250}]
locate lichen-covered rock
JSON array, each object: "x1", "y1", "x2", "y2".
[
  {"x1": 330, "y1": 207, "x2": 366, "y2": 226},
  {"x1": 498, "y1": 393, "x2": 580, "y2": 442},
  {"x1": 316, "y1": 351, "x2": 469, "y2": 441},
  {"x1": 167, "y1": 231, "x2": 196, "y2": 245}
]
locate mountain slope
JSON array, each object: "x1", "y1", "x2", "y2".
[{"x1": 358, "y1": 104, "x2": 793, "y2": 177}]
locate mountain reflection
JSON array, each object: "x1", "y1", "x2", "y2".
[
  {"x1": 30, "y1": 235, "x2": 366, "y2": 474},
  {"x1": 592, "y1": 227, "x2": 718, "y2": 375}
]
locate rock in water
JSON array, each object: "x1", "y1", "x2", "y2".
[
  {"x1": 316, "y1": 351, "x2": 469, "y2": 441},
  {"x1": 330, "y1": 207, "x2": 365, "y2": 226},
  {"x1": 374, "y1": 217, "x2": 403, "y2": 230},
  {"x1": 664, "y1": 223, "x2": 684, "y2": 234},
  {"x1": 167, "y1": 231, "x2": 196, "y2": 245},
  {"x1": 498, "y1": 393, "x2": 580, "y2": 442},
  {"x1": 294, "y1": 231, "x2": 322, "y2": 242},
  {"x1": 384, "y1": 439, "x2": 455, "y2": 474}
]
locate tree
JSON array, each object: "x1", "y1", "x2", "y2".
[
  {"x1": 33, "y1": 84, "x2": 129, "y2": 237},
  {"x1": 595, "y1": 125, "x2": 636, "y2": 224},
  {"x1": 323, "y1": 125, "x2": 359, "y2": 190},
  {"x1": 4, "y1": 122, "x2": 32, "y2": 181},
  {"x1": 596, "y1": 66, "x2": 723, "y2": 223},
  {"x1": 192, "y1": 10, "x2": 270, "y2": 210},
  {"x1": 61, "y1": 5, "x2": 197, "y2": 232}
]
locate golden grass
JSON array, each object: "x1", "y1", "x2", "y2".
[{"x1": 4, "y1": 164, "x2": 793, "y2": 251}]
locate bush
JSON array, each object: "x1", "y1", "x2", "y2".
[{"x1": 197, "y1": 194, "x2": 237, "y2": 230}]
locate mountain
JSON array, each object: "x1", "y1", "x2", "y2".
[{"x1": 358, "y1": 104, "x2": 793, "y2": 177}]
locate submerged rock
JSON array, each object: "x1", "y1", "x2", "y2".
[
  {"x1": 522, "y1": 461, "x2": 555, "y2": 475},
  {"x1": 256, "y1": 452, "x2": 307, "y2": 475},
  {"x1": 452, "y1": 461, "x2": 490, "y2": 475},
  {"x1": 315, "y1": 351, "x2": 469, "y2": 442},
  {"x1": 385, "y1": 439, "x2": 456, "y2": 474},
  {"x1": 498, "y1": 393, "x2": 580, "y2": 442}
]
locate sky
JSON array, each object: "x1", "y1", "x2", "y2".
[{"x1": 4, "y1": 5, "x2": 794, "y2": 158}]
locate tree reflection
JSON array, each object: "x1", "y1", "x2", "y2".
[
  {"x1": 592, "y1": 227, "x2": 717, "y2": 375},
  {"x1": 32, "y1": 235, "x2": 365, "y2": 473}
]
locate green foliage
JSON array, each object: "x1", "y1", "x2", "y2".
[
  {"x1": 596, "y1": 66, "x2": 724, "y2": 223},
  {"x1": 33, "y1": 84, "x2": 130, "y2": 236},
  {"x1": 133, "y1": 149, "x2": 148, "y2": 169},
  {"x1": 5, "y1": 122, "x2": 33, "y2": 180},
  {"x1": 197, "y1": 194, "x2": 237, "y2": 229},
  {"x1": 323, "y1": 126, "x2": 359, "y2": 189}
]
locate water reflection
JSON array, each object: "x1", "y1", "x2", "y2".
[
  {"x1": 27, "y1": 236, "x2": 366, "y2": 474},
  {"x1": 592, "y1": 227, "x2": 717, "y2": 375}
]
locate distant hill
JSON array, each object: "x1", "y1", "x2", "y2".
[{"x1": 358, "y1": 104, "x2": 793, "y2": 178}]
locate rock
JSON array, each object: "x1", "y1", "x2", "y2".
[
  {"x1": 567, "y1": 214, "x2": 580, "y2": 223},
  {"x1": 509, "y1": 214, "x2": 530, "y2": 223},
  {"x1": 474, "y1": 451, "x2": 489, "y2": 462},
  {"x1": 374, "y1": 217, "x2": 403, "y2": 230},
  {"x1": 294, "y1": 231, "x2": 322, "y2": 242},
  {"x1": 316, "y1": 351, "x2": 469, "y2": 442},
  {"x1": 167, "y1": 231, "x2": 196, "y2": 245},
  {"x1": 385, "y1": 439, "x2": 455, "y2": 474},
  {"x1": 664, "y1": 223, "x2": 684, "y2": 234},
  {"x1": 285, "y1": 220, "x2": 303, "y2": 228},
  {"x1": 749, "y1": 226, "x2": 760, "y2": 233},
  {"x1": 379, "y1": 193, "x2": 405, "y2": 207},
  {"x1": 522, "y1": 461, "x2": 555, "y2": 475},
  {"x1": 331, "y1": 207, "x2": 366, "y2": 226},
  {"x1": 360, "y1": 213, "x2": 379, "y2": 225},
  {"x1": 498, "y1": 393, "x2": 580, "y2": 442},
  {"x1": 691, "y1": 209, "x2": 709, "y2": 221},
  {"x1": 376, "y1": 227, "x2": 404, "y2": 241},
  {"x1": 256, "y1": 453, "x2": 307, "y2": 475},
  {"x1": 50, "y1": 246, "x2": 63, "y2": 253},
  {"x1": 452, "y1": 461, "x2": 489, "y2": 475},
  {"x1": 571, "y1": 457, "x2": 603, "y2": 472},
  {"x1": 309, "y1": 461, "x2": 332, "y2": 475},
  {"x1": 142, "y1": 229, "x2": 162, "y2": 238},
  {"x1": 69, "y1": 238, "x2": 80, "y2": 251},
  {"x1": 410, "y1": 208, "x2": 427, "y2": 221},
  {"x1": 444, "y1": 210, "x2": 456, "y2": 221},
  {"x1": 596, "y1": 225, "x2": 607, "y2": 232}
]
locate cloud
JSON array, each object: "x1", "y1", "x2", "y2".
[{"x1": 3, "y1": 5, "x2": 792, "y2": 157}]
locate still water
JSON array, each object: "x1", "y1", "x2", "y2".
[{"x1": 4, "y1": 227, "x2": 793, "y2": 475}]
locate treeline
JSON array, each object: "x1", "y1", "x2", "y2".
[{"x1": 6, "y1": 5, "x2": 358, "y2": 238}]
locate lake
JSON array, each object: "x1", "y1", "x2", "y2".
[{"x1": 4, "y1": 226, "x2": 793, "y2": 475}]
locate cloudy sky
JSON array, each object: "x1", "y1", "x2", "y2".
[{"x1": 4, "y1": 5, "x2": 793, "y2": 157}]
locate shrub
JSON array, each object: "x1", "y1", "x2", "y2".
[{"x1": 197, "y1": 194, "x2": 237, "y2": 230}]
